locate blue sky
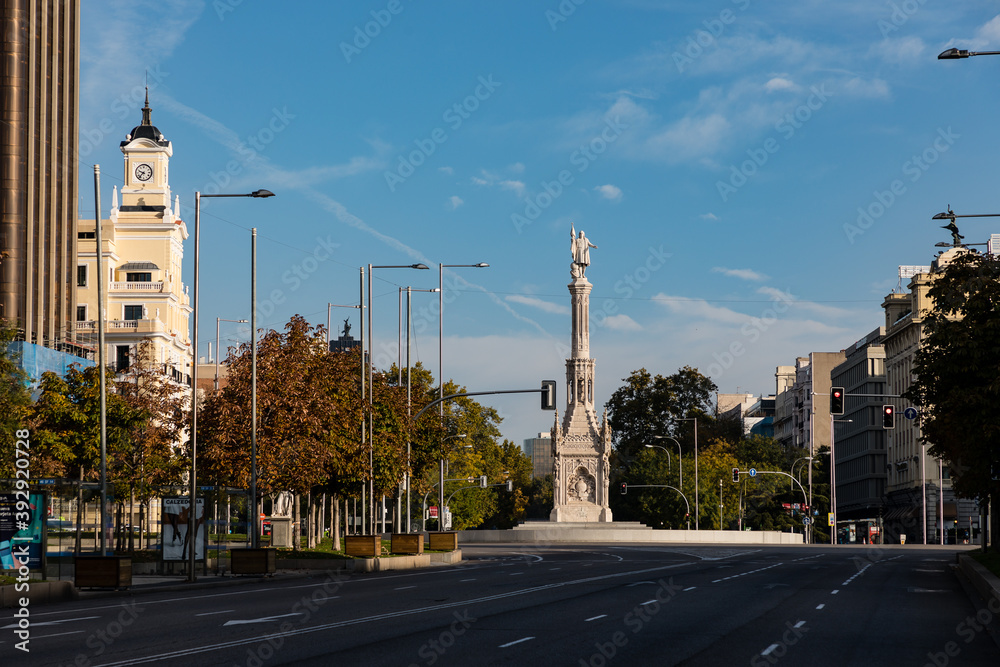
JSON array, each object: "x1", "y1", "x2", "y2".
[{"x1": 78, "y1": 1, "x2": 1000, "y2": 446}]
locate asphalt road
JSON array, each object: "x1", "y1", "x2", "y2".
[{"x1": 3, "y1": 543, "x2": 998, "y2": 666}]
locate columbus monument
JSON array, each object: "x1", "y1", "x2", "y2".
[{"x1": 549, "y1": 225, "x2": 613, "y2": 522}]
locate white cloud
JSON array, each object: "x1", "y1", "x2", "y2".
[
  {"x1": 840, "y1": 77, "x2": 890, "y2": 99},
  {"x1": 976, "y1": 14, "x2": 1000, "y2": 45},
  {"x1": 600, "y1": 314, "x2": 641, "y2": 331},
  {"x1": 651, "y1": 293, "x2": 749, "y2": 325},
  {"x1": 471, "y1": 176, "x2": 489, "y2": 186},
  {"x1": 700, "y1": 213, "x2": 719, "y2": 221},
  {"x1": 439, "y1": 166, "x2": 454, "y2": 175},
  {"x1": 712, "y1": 267, "x2": 768, "y2": 282},
  {"x1": 508, "y1": 162, "x2": 525, "y2": 173},
  {"x1": 765, "y1": 77, "x2": 796, "y2": 92},
  {"x1": 449, "y1": 196, "x2": 464, "y2": 210},
  {"x1": 869, "y1": 37, "x2": 925, "y2": 65},
  {"x1": 506, "y1": 295, "x2": 569, "y2": 314},
  {"x1": 500, "y1": 180, "x2": 526, "y2": 197},
  {"x1": 594, "y1": 184, "x2": 623, "y2": 201}
]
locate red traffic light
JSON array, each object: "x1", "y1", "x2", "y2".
[
  {"x1": 830, "y1": 387, "x2": 845, "y2": 415},
  {"x1": 882, "y1": 405, "x2": 895, "y2": 429}
]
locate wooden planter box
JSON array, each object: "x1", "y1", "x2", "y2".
[
  {"x1": 230, "y1": 548, "x2": 277, "y2": 575},
  {"x1": 75, "y1": 556, "x2": 132, "y2": 590},
  {"x1": 344, "y1": 535, "x2": 381, "y2": 557},
  {"x1": 391, "y1": 533, "x2": 424, "y2": 554},
  {"x1": 428, "y1": 532, "x2": 458, "y2": 551}
]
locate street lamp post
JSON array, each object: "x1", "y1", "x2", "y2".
[
  {"x1": 938, "y1": 48, "x2": 1000, "y2": 59},
  {"x1": 215, "y1": 318, "x2": 247, "y2": 392},
  {"x1": 648, "y1": 435, "x2": 682, "y2": 488},
  {"x1": 674, "y1": 417, "x2": 699, "y2": 529},
  {"x1": 191, "y1": 189, "x2": 273, "y2": 579},
  {"x1": 367, "y1": 263, "x2": 428, "y2": 535}
]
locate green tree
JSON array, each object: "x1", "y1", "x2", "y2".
[{"x1": 905, "y1": 250, "x2": 1000, "y2": 550}]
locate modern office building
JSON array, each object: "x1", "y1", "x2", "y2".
[
  {"x1": 718, "y1": 392, "x2": 775, "y2": 437},
  {"x1": 830, "y1": 328, "x2": 888, "y2": 537},
  {"x1": 76, "y1": 93, "x2": 193, "y2": 386},
  {"x1": 522, "y1": 432, "x2": 553, "y2": 480},
  {"x1": 1, "y1": 0, "x2": 81, "y2": 350}
]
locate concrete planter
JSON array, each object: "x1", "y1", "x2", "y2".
[
  {"x1": 74, "y1": 556, "x2": 132, "y2": 590},
  {"x1": 0, "y1": 581, "x2": 78, "y2": 608},
  {"x1": 230, "y1": 548, "x2": 277, "y2": 575},
  {"x1": 391, "y1": 534, "x2": 424, "y2": 554}
]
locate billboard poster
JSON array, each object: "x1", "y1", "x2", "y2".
[
  {"x1": 161, "y1": 497, "x2": 206, "y2": 561},
  {"x1": 0, "y1": 492, "x2": 45, "y2": 569}
]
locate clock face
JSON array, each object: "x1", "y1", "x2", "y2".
[{"x1": 134, "y1": 163, "x2": 153, "y2": 182}]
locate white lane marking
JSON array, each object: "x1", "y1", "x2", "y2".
[
  {"x1": 914, "y1": 569, "x2": 945, "y2": 573},
  {"x1": 91, "y1": 560, "x2": 695, "y2": 666},
  {"x1": 761, "y1": 643, "x2": 780, "y2": 656},
  {"x1": 585, "y1": 615, "x2": 607, "y2": 622},
  {"x1": 831, "y1": 589, "x2": 840, "y2": 595},
  {"x1": 510, "y1": 572, "x2": 523, "y2": 576},
  {"x1": 683, "y1": 586, "x2": 696, "y2": 591},
  {"x1": 223, "y1": 612, "x2": 303, "y2": 626},
  {"x1": 195, "y1": 609, "x2": 235, "y2": 617},
  {"x1": 794, "y1": 621, "x2": 806, "y2": 629},
  {"x1": 500, "y1": 636, "x2": 534, "y2": 648},
  {"x1": 640, "y1": 599, "x2": 658, "y2": 606},
  {"x1": 459, "y1": 578, "x2": 476, "y2": 582},
  {"x1": 816, "y1": 604, "x2": 825, "y2": 610},
  {"x1": 842, "y1": 562, "x2": 872, "y2": 586},
  {"x1": 395, "y1": 586, "x2": 416, "y2": 590},
  {"x1": 1, "y1": 615, "x2": 100, "y2": 629},
  {"x1": 712, "y1": 562, "x2": 784, "y2": 583},
  {"x1": 549, "y1": 567, "x2": 561, "y2": 571}
]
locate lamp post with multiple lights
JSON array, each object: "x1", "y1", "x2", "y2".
[{"x1": 190, "y1": 189, "x2": 273, "y2": 579}]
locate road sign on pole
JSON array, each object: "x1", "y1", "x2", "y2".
[
  {"x1": 802, "y1": 516, "x2": 812, "y2": 525},
  {"x1": 749, "y1": 468, "x2": 757, "y2": 477}
]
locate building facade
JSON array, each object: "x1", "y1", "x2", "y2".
[
  {"x1": 76, "y1": 94, "x2": 192, "y2": 385},
  {"x1": 830, "y1": 327, "x2": 887, "y2": 532},
  {"x1": 1, "y1": 0, "x2": 81, "y2": 350},
  {"x1": 881, "y1": 250, "x2": 978, "y2": 544},
  {"x1": 522, "y1": 432, "x2": 553, "y2": 480}
]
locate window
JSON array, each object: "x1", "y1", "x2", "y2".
[
  {"x1": 76, "y1": 306, "x2": 86, "y2": 321},
  {"x1": 77, "y1": 265, "x2": 87, "y2": 287},
  {"x1": 126, "y1": 272, "x2": 152, "y2": 282},
  {"x1": 77, "y1": 231, "x2": 95, "y2": 239},
  {"x1": 116, "y1": 345, "x2": 130, "y2": 372},
  {"x1": 124, "y1": 305, "x2": 143, "y2": 321}
]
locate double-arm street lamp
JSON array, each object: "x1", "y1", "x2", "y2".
[{"x1": 190, "y1": 189, "x2": 273, "y2": 579}]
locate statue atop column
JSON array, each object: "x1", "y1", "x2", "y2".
[{"x1": 571, "y1": 224, "x2": 598, "y2": 278}]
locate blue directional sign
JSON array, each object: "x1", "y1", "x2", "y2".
[
  {"x1": 748, "y1": 468, "x2": 757, "y2": 477},
  {"x1": 802, "y1": 516, "x2": 812, "y2": 525},
  {"x1": 903, "y1": 407, "x2": 918, "y2": 420}
]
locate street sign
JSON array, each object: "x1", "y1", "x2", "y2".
[
  {"x1": 828, "y1": 513, "x2": 835, "y2": 527},
  {"x1": 748, "y1": 468, "x2": 757, "y2": 477},
  {"x1": 429, "y1": 506, "x2": 438, "y2": 519},
  {"x1": 802, "y1": 516, "x2": 812, "y2": 525},
  {"x1": 904, "y1": 407, "x2": 918, "y2": 420}
]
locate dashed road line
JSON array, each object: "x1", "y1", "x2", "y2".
[
  {"x1": 585, "y1": 615, "x2": 607, "y2": 622},
  {"x1": 712, "y1": 562, "x2": 783, "y2": 583},
  {"x1": 500, "y1": 636, "x2": 535, "y2": 648}
]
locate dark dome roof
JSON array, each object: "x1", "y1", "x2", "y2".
[{"x1": 121, "y1": 88, "x2": 169, "y2": 146}]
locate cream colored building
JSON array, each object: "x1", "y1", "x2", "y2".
[
  {"x1": 76, "y1": 93, "x2": 192, "y2": 384},
  {"x1": 881, "y1": 252, "x2": 978, "y2": 544}
]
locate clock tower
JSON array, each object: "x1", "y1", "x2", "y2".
[{"x1": 120, "y1": 88, "x2": 172, "y2": 211}]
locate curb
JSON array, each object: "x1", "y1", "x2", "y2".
[{"x1": 956, "y1": 553, "x2": 1000, "y2": 608}]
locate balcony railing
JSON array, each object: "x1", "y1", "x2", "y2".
[{"x1": 110, "y1": 281, "x2": 164, "y2": 292}]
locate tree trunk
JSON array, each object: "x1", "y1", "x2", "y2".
[
  {"x1": 293, "y1": 493, "x2": 301, "y2": 551},
  {"x1": 332, "y1": 493, "x2": 341, "y2": 551}
]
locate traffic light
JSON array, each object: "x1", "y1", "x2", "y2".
[
  {"x1": 479, "y1": 475, "x2": 488, "y2": 488},
  {"x1": 882, "y1": 405, "x2": 895, "y2": 429},
  {"x1": 830, "y1": 387, "x2": 845, "y2": 415},
  {"x1": 541, "y1": 380, "x2": 556, "y2": 410},
  {"x1": 506, "y1": 479, "x2": 513, "y2": 492},
  {"x1": 732, "y1": 467, "x2": 740, "y2": 483},
  {"x1": 620, "y1": 482, "x2": 628, "y2": 495}
]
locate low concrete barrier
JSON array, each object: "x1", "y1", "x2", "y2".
[
  {"x1": 1, "y1": 580, "x2": 78, "y2": 608},
  {"x1": 458, "y1": 526, "x2": 804, "y2": 544},
  {"x1": 957, "y1": 554, "x2": 1000, "y2": 607}
]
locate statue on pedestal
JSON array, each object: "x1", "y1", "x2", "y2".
[{"x1": 571, "y1": 224, "x2": 598, "y2": 277}]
